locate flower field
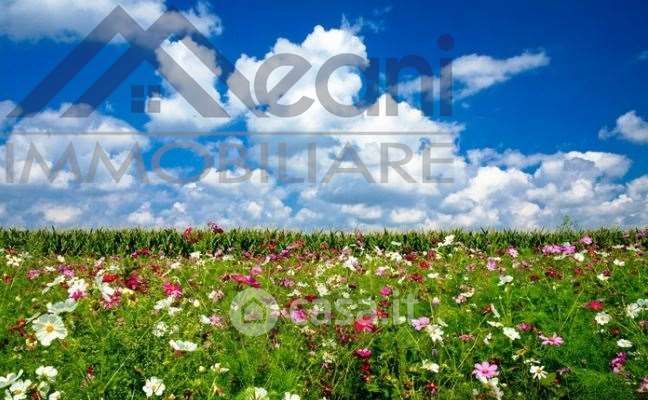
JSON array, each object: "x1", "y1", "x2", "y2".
[{"x1": 0, "y1": 228, "x2": 647, "y2": 399}]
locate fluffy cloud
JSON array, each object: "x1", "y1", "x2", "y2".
[
  {"x1": 145, "y1": 37, "x2": 235, "y2": 132},
  {"x1": 599, "y1": 110, "x2": 648, "y2": 144},
  {"x1": 396, "y1": 51, "x2": 550, "y2": 101},
  {"x1": 0, "y1": 0, "x2": 222, "y2": 42}
]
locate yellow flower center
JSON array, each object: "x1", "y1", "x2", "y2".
[{"x1": 45, "y1": 323, "x2": 55, "y2": 333}]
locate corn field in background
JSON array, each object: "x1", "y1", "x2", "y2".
[{"x1": 0, "y1": 227, "x2": 646, "y2": 256}]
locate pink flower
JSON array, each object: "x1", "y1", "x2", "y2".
[
  {"x1": 230, "y1": 274, "x2": 261, "y2": 288},
  {"x1": 250, "y1": 266, "x2": 263, "y2": 276},
  {"x1": 473, "y1": 361, "x2": 498, "y2": 380},
  {"x1": 517, "y1": 322, "x2": 533, "y2": 332},
  {"x1": 26, "y1": 269, "x2": 41, "y2": 280},
  {"x1": 507, "y1": 247, "x2": 519, "y2": 258},
  {"x1": 486, "y1": 258, "x2": 498, "y2": 271},
  {"x1": 70, "y1": 290, "x2": 86, "y2": 301},
  {"x1": 539, "y1": 333, "x2": 564, "y2": 346},
  {"x1": 637, "y1": 377, "x2": 648, "y2": 393},
  {"x1": 355, "y1": 348, "x2": 372, "y2": 359},
  {"x1": 379, "y1": 286, "x2": 393, "y2": 297},
  {"x1": 209, "y1": 314, "x2": 225, "y2": 328},
  {"x1": 354, "y1": 315, "x2": 377, "y2": 333},
  {"x1": 610, "y1": 352, "x2": 627, "y2": 374},
  {"x1": 411, "y1": 317, "x2": 430, "y2": 331},
  {"x1": 101, "y1": 291, "x2": 122, "y2": 309},
  {"x1": 162, "y1": 282, "x2": 182, "y2": 298},
  {"x1": 290, "y1": 308, "x2": 308, "y2": 324},
  {"x1": 580, "y1": 235, "x2": 593, "y2": 245}
]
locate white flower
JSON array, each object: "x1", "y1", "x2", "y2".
[
  {"x1": 35, "y1": 366, "x2": 58, "y2": 382},
  {"x1": 617, "y1": 339, "x2": 633, "y2": 348},
  {"x1": 425, "y1": 324, "x2": 444, "y2": 343},
  {"x1": 487, "y1": 321, "x2": 503, "y2": 328},
  {"x1": 189, "y1": 251, "x2": 201, "y2": 259},
  {"x1": 210, "y1": 363, "x2": 229, "y2": 374},
  {"x1": 66, "y1": 278, "x2": 87, "y2": 297},
  {"x1": 32, "y1": 314, "x2": 67, "y2": 346},
  {"x1": 169, "y1": 340, "x2": 197, "y2": 352},
  {"x1": 7, "y1": 379, "x2": 32, "y2": 400},
  {"x1": 154, "y1": 297, "x2": 174, "y2": 311},
  {"x1": 0, "y1": 371, "x2": 22, "y2": 389},
  {"x1": 283, "y1": 393, "x2": 301, "y2": 400},
  {"x1": 613, "y1": 259, "x2": 625, "y2": 266},
  {"x1": 573, "y1": 253, "x2": 585, "y2": 262},
  {"x1": 529, "y1": 365, "x2": 547, "y2": 380},
  {"x1": 594, "y1": 312, "x2": 611, "y2": 326},
  {"x1": 498, "y1": 275, "x2": 513, "y2": 286},
  {"x1": 48, "y1": 391, "x2": 61, "y2": 400},
  {"x1": 596, "y1": 274, "x2": 609, "y2": 282},
  {"x1": 245, "y1": 387, "x2": 268, "y2": 400},
  {"x1": 315, "y1": 283, "x2": 329, "y2": 297},
  {"x1": 503, "y1": 327, "x2": 520, "y2": 341},
  {"x1": 439, "y1": 235, "x2": 455, "y2": 247},
  {"x1": 47, "y1": 299, "x2": 77, "y2": 315},
  {"x1": 152, "y1": 321, "x2": 168, "y2": 337},
  {"x1": 421, "y1": 360, "x2": 440, "y2": 373},
  {"x1": 143, "y1": 377, "x2": 165, "y2": 398}
]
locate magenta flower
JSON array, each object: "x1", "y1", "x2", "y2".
[
  {"x1": 411, "y1": 317, "x2": 430, "y2": 331},
  {"x1": 355, "y1": 348, "x2": 372, "y2": 359},
  {"x1": 610, "y1": 352, "x2": 627, "y2": 374},
  {"x1": 162, "y1": 282, "x2": 182, "y2": 298},
  {"x1": 473, "y1": 361, "x2": 498, "y2": 380},
  {"x1": 290, "y1": 308, "x2": 308, "y2": 324},
  {"x1": 539, "y1": 333, "x2": 564, "y2": 346},
  {"x1": 379, "y1": 286, "x2": 393, "y2": 297},
  {"x1": 580, "y1": 235, "x2": 593, "y2": 245},
  {"x1": 486, "y1": 258, "x2": 498, "y2": 271}
]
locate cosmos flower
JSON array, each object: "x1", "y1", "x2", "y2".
[
  {"x1": 529, "y1": 365, "x2": 547, "y2": 380},
  {"x1": 595, "y1": 312, "x2": 611, "y2": 325},
  {"x1": 169, "y1": 340, "x2": 198, "y2": 352},
  {"x1": 32, "y1": 314, "x2": 67, "y2": 347},
  {"x1": 411, "y1": 317, "x2": 430, "y2": 331},
  {"x1": 35, "y1": 366, "x2": 57, "y2": 382},
  {"x1": 143, "y1": 377, "x2": 165, "y2": 398},
  {"x1": 473, "y1": 361, "x2": 498, "y2": 380},
  {"x1": 539, "y1": 333, "x2": 564, "y2": 346},
  {"x1": 502, "y1": 327, "x2": 520, "y2": 341}
]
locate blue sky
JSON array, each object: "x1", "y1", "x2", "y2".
[{"x1": 0, "y1": 0, "x2": 646, "y2": 229}]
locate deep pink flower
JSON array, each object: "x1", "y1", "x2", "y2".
[
  {"x1": 584, "y1": 300, "x2": 604, "y2": 311},
  {"x1": 473, "y1": 361, "x2": 498, "y2": 380},
  {"x1": 231, "y1": 274, "x2": 261, "y2": 288},
  {"x1": 354, "y1": 315, "x2": 377, "y2": 333},
  {"x1": 355, "y1": 348, "x2": 372, "y2": 359},
  {"x1": 290, "y1": 308, "x2": 309, "y2": 324},
  {"x1": 539, "y1": 333, "x2": 564, "y2": 346},
  {"x1": 610, "y1": 352, "x2": 627, "y2": 374},
  {"x1": 163, "y1": 282, "x2": 182, "y2": 298},
  {"x1": 486, "y1": 258, "x2": 498, "y2": 271},
  {"x1": 379, "y1": 286, "x2": 393, "y2": 297},
  {"x1": 125, "y1": 272, "x2": 145, "y2": 291},
  {"x1": 507, "y1": 247, "x2": 519, "y2": 258}
]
